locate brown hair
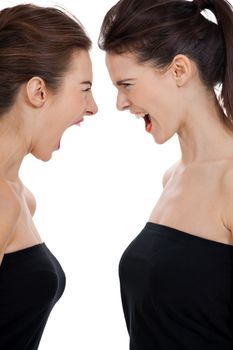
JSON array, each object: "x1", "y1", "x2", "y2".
[
  {"x1": 99, "y1": 0, "x2": 233, "y2": 132},
  {"x1": 0, "y1": 4, "x2": 91, "y2": 116}
]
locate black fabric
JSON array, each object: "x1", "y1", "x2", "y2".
[
  {"x1": 119, "y1": 222, "x2": 233, "y2": 350},
  {"x1": 0, "y1": 243, "x2": 65, "y2": 349}
]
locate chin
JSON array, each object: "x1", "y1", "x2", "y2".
[
  {"x1": 30, "y1": 147, "x2": 53, "y2": 162},
  {"x1": 152, "y1": 132, "x2": 170, "y2": 145}
]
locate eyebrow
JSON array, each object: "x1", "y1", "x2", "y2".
[
  {"x1": 80, "y1": 81, "x2": 92, "y2": 87},
  {"x1": 116, "y1": 78, "x2": 135, "y2": 86}
]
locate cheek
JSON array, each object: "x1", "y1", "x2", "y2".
[
  {"x1": 66, "y1": 91, "x2": 86, "y2": 113},
  {"x1": 50, "y1": 92, "x2": 85, "y2": 126},
  {"x1": 148, "y1": 84, "x2": 181, "y2": 118}
]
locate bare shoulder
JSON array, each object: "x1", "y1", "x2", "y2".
[
  {"x1": 162, "y1": 160, "x2": 180, "y2": 188},
  {"x1": 0, "y1": 179, "x2": 21, "y2": 211},
  {"x1": 219, "y1": 166, "x2": 233, "y2": 232},
  {"x1": 22, "y1": 183, "x2": 37, "y2": 216},
  {"x1": 220, "y1": 165, "x2": 233, "y2": 195},
  {"x1": 0, "y1": 180, "x2": 21, "y2": 259}
]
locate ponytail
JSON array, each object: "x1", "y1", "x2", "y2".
[{"x1": 194, "y1": 0, "x2": 233, "y2": 129}]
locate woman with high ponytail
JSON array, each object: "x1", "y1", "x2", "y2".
[{"x1": 99, "y1": 0, "x2": 233, "y2": 349}]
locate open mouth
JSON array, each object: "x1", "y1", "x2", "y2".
[
  {"x1": 71, "y1": 118, "x2": 84, "y2": 126},
  {"x1": 143, "y1": 113, "x2": 152, "y2": 132}
]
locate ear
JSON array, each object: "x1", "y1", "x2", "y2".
[
  {"x1": 26, "y1": 77, "x2": 47, "y2": 107},
  {"x1": 170, "y1": 54, "x2": 193, "y2": 88}
]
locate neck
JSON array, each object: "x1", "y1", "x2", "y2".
[
  {"x1": 0, "y1": 113, "x2": 30, "y2": 182},
  {"x1": 177, "y1": 94, "x2": 233, "y2": 166}
]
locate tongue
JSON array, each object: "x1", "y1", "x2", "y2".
[
  {"x1": 146, "y1": 120, "x2": 152, "y2": 132},
  {"x1": 144, "y1": 115, "x2": 152, "y2": 133}
]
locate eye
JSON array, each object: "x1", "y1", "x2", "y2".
[
  {"x1": 121, "y1": 83, "x2": 132, "y2": 90},
  {"x1": 83, "y1": 87, "x2": 91, "y2": 92}
]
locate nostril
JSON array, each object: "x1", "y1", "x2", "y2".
[{"x1": 117, "y1": 105, "x2": 128, "y2": 112}]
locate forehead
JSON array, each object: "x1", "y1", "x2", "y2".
[
  {"x1": 106, "y1": 52, "x2": 140, "y2": 72},
  {"x1": 105, "y1": 52, "x2": 154, "y2": 81},
  {"x1": 66, "y1": 49, "x2": 93, "y2": 80}
]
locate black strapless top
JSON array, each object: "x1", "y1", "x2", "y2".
[
  {"x1": 0, "y1": 243, "x2": 66, "y2": 350},
  {"x1": 119, "y1": 222, "x2": 233, "y2": 350}
]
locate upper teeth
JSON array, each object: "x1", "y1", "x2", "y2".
[{"x1": 135, "y1": 113, "x2": 148, "y2": 119}]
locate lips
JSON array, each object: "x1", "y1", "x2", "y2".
[
  {"x1": 73, "y1": 118, "x2": 84, "y2": 126},
  {"x1": 54, "y1": 139, "x2": 61, "y2": 151},
  {"x1": 131, "y1": 112, "x2": 153, "y2": 133},
  {"x1": 54, "y1": 118, "x2": 84, "y2": 151}
]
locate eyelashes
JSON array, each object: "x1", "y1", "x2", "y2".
[{"x1": 121, "y1": 83, "x2": 132, "y2": 90}]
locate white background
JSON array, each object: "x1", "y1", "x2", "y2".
[{"x1": 1, "y1": 0, "x2": 231, "y2": 349}]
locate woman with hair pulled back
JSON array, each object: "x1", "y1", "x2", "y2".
[
  {"x1": 0, "y1": 3, "x2": 97, "y2": 349},
  {"x1": 99, "y1": 0, "x2": 233, "y2": 348}
]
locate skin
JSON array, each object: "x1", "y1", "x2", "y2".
[
  {"x1": 0, "y1": 49, "x2": 98, "y2": 182},
  {"x1": 106, "y1": 52, "x2": 233, "y2": 164},
  {"x1": 106, "y1": 52, "x2": 233, "y2": 245},
  {"x1": 0, "y1": 49, "x2": 98, "y2": 254}
]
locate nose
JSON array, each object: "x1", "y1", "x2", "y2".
[
  {"x1": 116, "y1": 91, "x2": 131, "y2": 111},
  {"x1": 86, "y1": 93, "x2": 98, "y2": 116}
]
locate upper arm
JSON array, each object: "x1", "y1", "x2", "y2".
[
  {"x1": 0, "y1": 182, "x2": 21, "y2": 265},
  {"x1": 162, "y1": 161, "x2": 178, "y2": 188}
]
